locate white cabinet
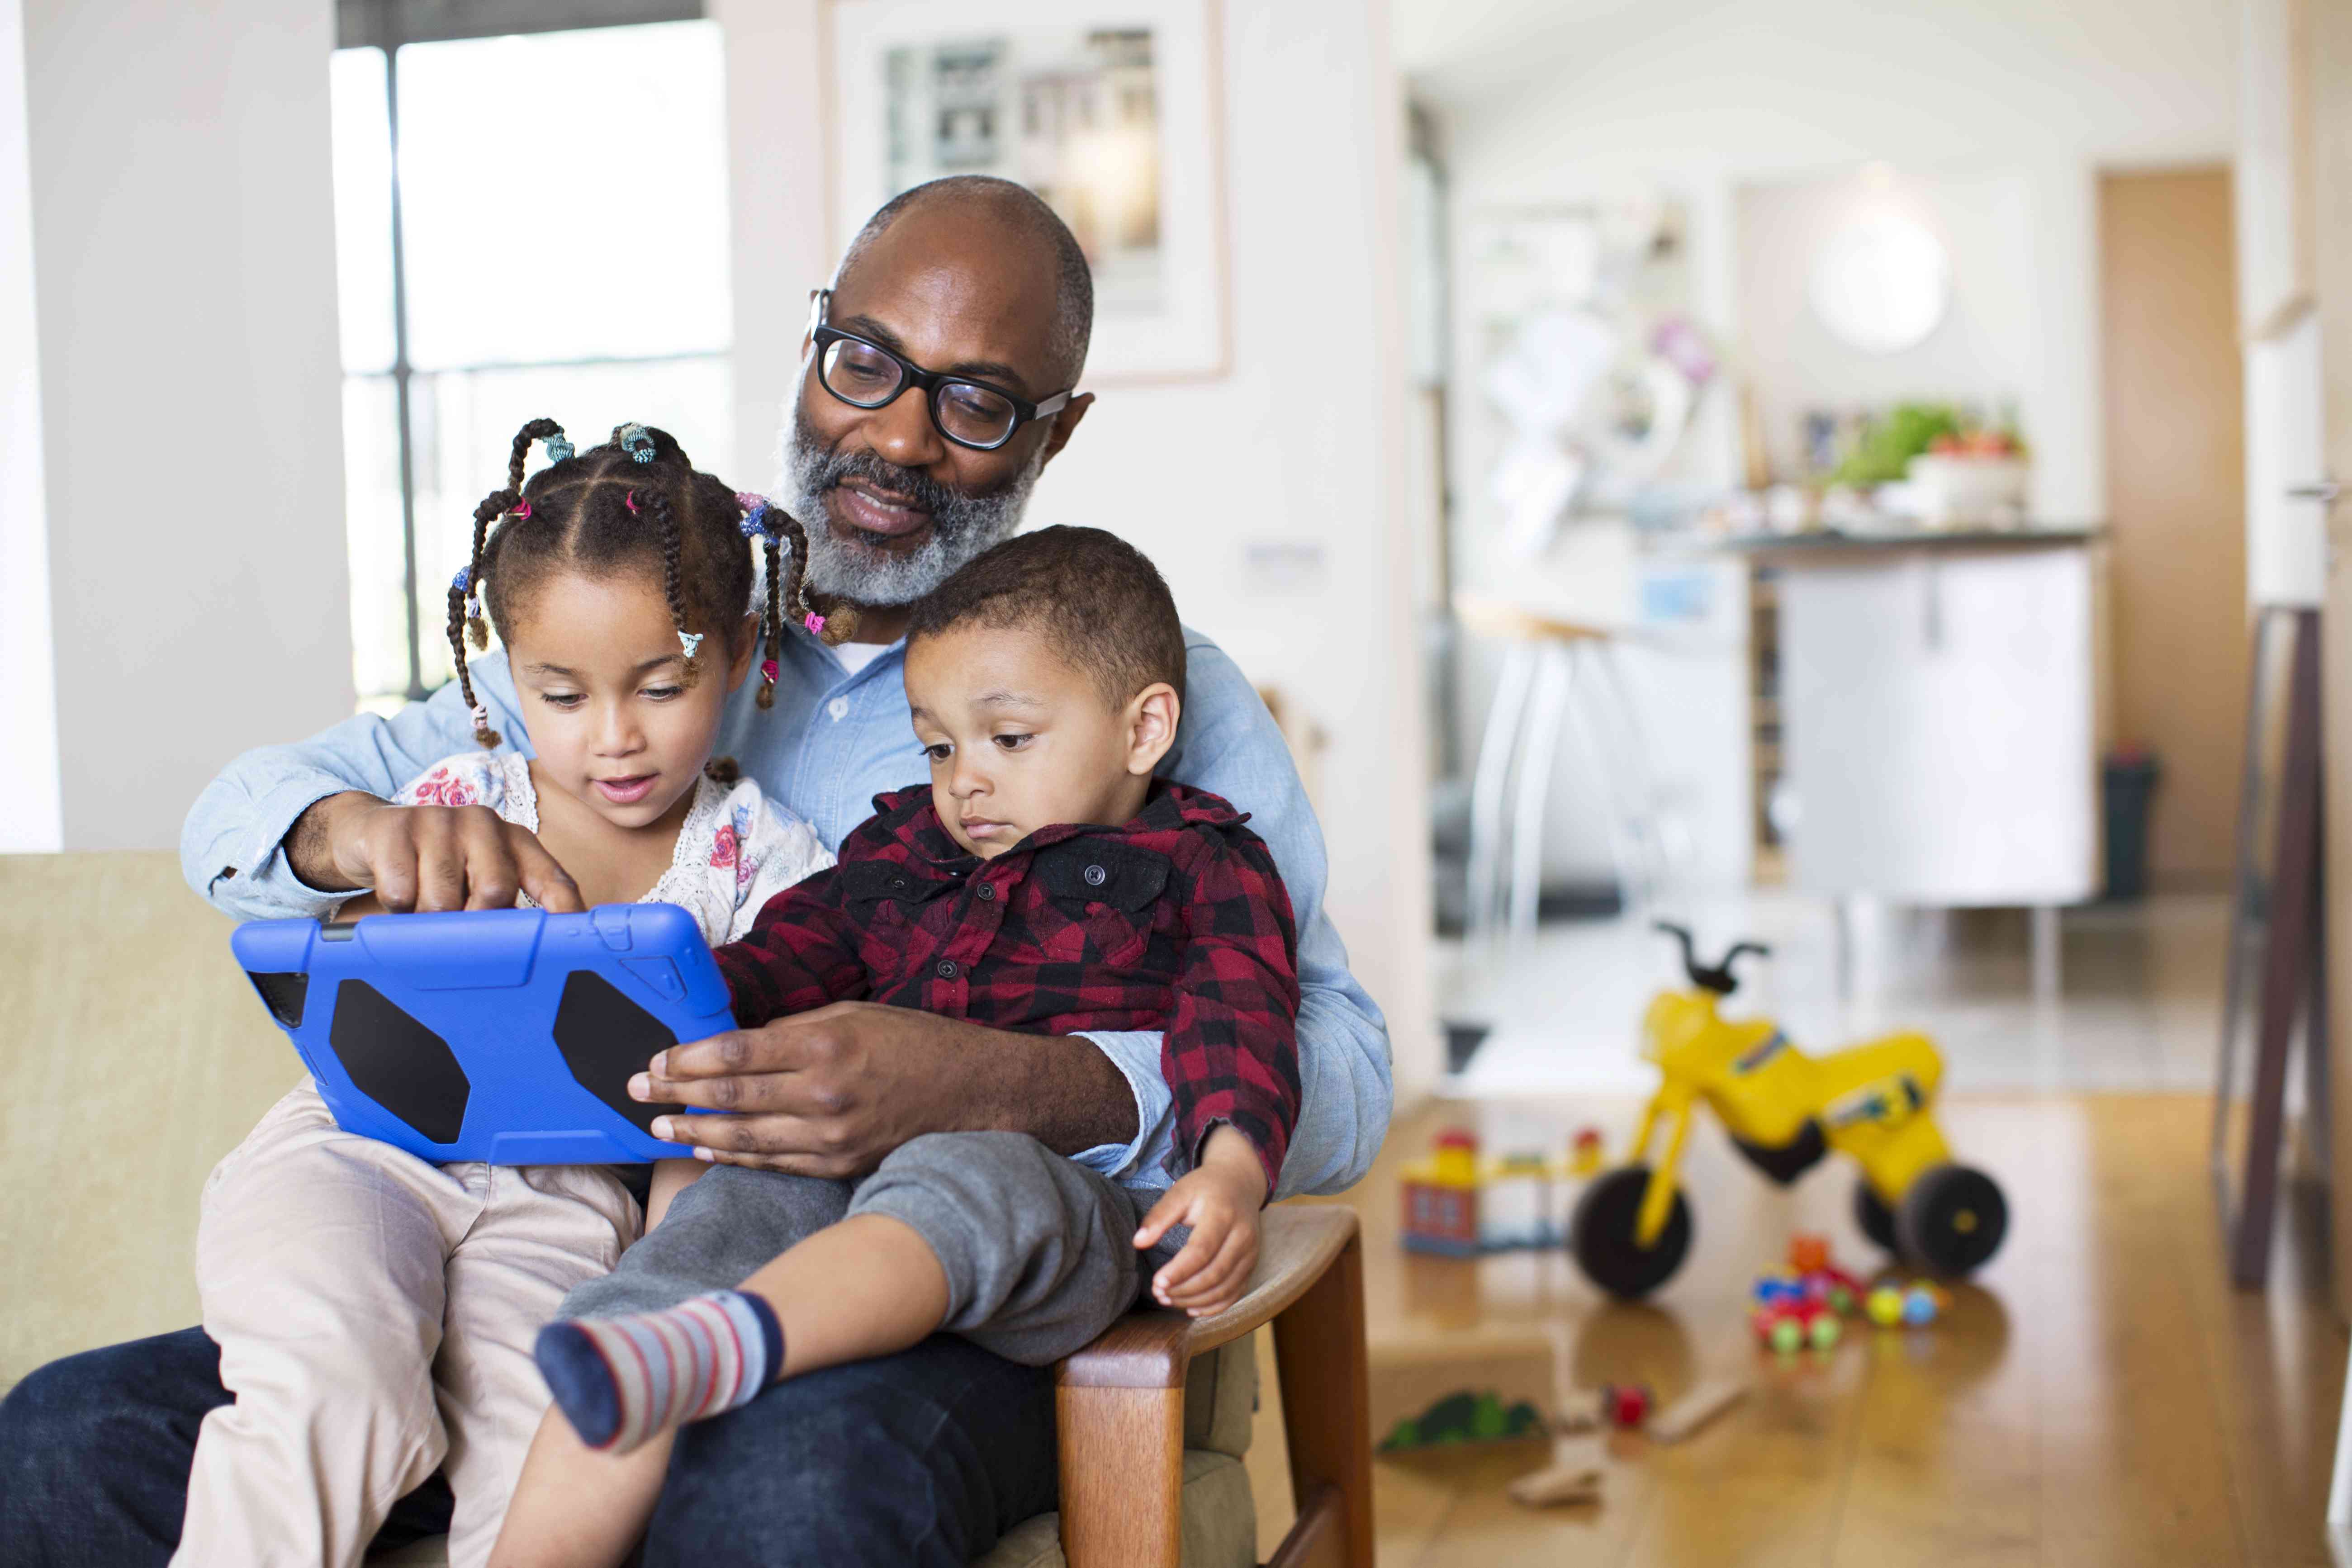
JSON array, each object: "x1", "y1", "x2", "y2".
[{"x1": 1775, "y1": 541, "x2": 2099, "y2": 905}]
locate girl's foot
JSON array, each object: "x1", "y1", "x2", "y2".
[{"x1": 533, "y1": 1290, "x2": 783, "y2": 1453}]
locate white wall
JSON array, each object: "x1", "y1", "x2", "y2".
[
  {"x1": 19, "y1": 0, "x2": 352, "y2": 851},
  {"x1": 1413, "y1": 0, "x2": 2233, "y2": 885},
  {"x1": 0, "y1": 0, "x2": 61, "y2": 853},
  {"x1": 1735, "y1": 171, "x2": 2039, "y2": 485},
  {"x1": 718, "y1": 0, "x2": 1439, "y2": 1093}
]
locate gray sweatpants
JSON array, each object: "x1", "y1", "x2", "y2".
[{"x1": 561, "y1": 1132, "x2": 1172, "y2": 1367}]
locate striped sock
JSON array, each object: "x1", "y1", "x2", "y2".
[{"x1": 534, "y1": 1290, "x2": 784, "y2": 1454}]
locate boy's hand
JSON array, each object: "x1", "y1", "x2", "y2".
[{"x1": 1132, "y1": 1127, "x2": 1270, "y2": 1318}]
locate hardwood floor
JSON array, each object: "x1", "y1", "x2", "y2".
[
  {"x1": 1249, "y1": 1094, "x2": 2347, "y2": 1568},
  {"x1": 5, "y1": 855, "x2": 2342, "y2": 1564}
]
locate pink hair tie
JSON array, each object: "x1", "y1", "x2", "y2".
[
  {"x1": 760, "y1": 658, "x2": 779, "y2": 683},
  {"x1": 512, "y1": 501, "x2": 532, "y2": 519},
  {"x1": 803, "y1": 611, "x2": 826, "y2": 635},
  {"x1": 625, "y1": 490, "x2": 639, "y2": 513}
]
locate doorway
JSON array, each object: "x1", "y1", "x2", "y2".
[{"x1": 2097, "y1": 166, "x2": 2249, "y2": 886}]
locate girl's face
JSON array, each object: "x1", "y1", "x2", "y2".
[{"x1": 503, "y1": 569, "x2": 753, "y2": 833}]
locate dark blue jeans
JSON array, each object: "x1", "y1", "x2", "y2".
[{"x1": 0, "y1": 1326, "x2": 1058, "y2": 1567}]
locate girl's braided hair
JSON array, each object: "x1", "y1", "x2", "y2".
[{"x1": 447, "y1": 419, "x2": 854, "y2": 748}]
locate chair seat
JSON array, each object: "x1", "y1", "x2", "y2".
[
  {"x1": 365, "y1": 1336, "x2": 1261, "y2": 1568},
  {"x1": 365, "y1": 1450, "x2": 1252, "y2": 1568},
  {"x1": 973, "y1": 1450, "x2": 1254, "y2": 1568}
]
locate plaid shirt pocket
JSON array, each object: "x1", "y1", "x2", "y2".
[
  {"x1": 838, "y1": 858, "x2": 953, "y2": 971},
  {"x1": 1031, "y1": 841, "x2": 1169, "y2": 968}
]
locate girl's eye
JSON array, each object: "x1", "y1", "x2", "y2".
[
  {"x1": 924, "y1": 742, "x2": 953, "y2": 762},
  {"x1": 642, "y1": 685, "x2": 683, "y2": 701},
  {"x1": 992, "y1": 733, "x2": 1034, "y2": 752},
  {"x1": 539, "y1": 692, "x2": 585, "y2": 711}
]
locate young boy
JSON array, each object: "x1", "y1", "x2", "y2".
[{"x1": 491, "y1": 527, "x2": 1301, "y2": 1568}]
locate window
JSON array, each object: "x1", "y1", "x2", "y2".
[{"x1": 330, "y1": 5, "x2": 732, "y2": 710}]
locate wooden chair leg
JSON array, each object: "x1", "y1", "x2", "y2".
[
  {"x1": 1270, "y1": 1230, "x2": 1373, "y2": 1568},
  {"x1": 1055, "y1": 1382, "x2": 1185, "y2": 1568}
]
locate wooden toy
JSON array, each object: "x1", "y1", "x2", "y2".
[
  {"x1": 1752, "y1": 1296, "x2": 1841, "y2": 1353},
  {"x1": 1399, "y1": 1129, "x2": 1483, "y2": 1256},
  {"x1": 1376, "y1": 1388, "x2": 1548, "y2": 1451},
  {"x1": 1570, "y1": 923, "x2": 2010, "y2": 1298},
  {"x1": 1400, "y1": 1128, "x2": 1585, "y2": 1256},
  {"x1": 1649, "y1": 1379, "x2": 1748, "y2": 1443},
  {"x1": 1508, "y1": 1436, "x2": 1607, "y2": 1507},
  {"x1": 1599, "y1": 1383, "x2": 1652, "y2": 1429},
  {"x1": 1901, "y1": 1282, "x2": 1949, "y2": 1325}
]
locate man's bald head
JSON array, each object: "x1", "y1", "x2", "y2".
[{"x1": 834, "y1": 175, "x2": 1094, "y2": 388}]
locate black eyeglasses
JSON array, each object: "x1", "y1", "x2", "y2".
[{"x1": 806, "y1": 289, "x2": 1072, "y2": 453}]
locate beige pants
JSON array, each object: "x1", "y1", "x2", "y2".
[{"x1": 177, "y1": 1082, "x2": 640, "y2": 1568}]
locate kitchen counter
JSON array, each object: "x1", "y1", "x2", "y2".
[{"x1": 1734, "y1": 526, "x2": 2106, "y2": 947}]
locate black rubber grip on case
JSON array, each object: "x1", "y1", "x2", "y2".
[
  {"x1": 247, "y1": 971, "x2": 309, "y2": 1029},
  {"x1": 329, "y1": 979, "x2": 471, "y2": 1144},
  {"x1": 554, "y1": 971, "x2": 686, "y2": 1134}
]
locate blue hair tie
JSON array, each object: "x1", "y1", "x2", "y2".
[
  {"x1": 452, "y1": 566, "x2": 471, "y2": 592},
  {"x1": 617, "y1": 423, "x2": 655, "y2": 465},
  {"x1": 736, "y1": 493, "x2": 778, "y2": 545},
  {"x1": 543, "y1": 434, "x2": 574, "y2": 465}
]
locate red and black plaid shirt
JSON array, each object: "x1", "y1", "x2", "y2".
[{"x1": 716, "y1": 782, "x2": 1302, "y2": 1189}]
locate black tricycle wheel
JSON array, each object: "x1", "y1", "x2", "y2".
[
  {"x1": 1570, "y1": 1165, "x2": 1693, "y2": 1299},
  {"x1": 1896, "y1": 1162, "x2": 2008, "y2": 1276},
  {"x1": 1854, "y1": 1178, "x2": 1898, "y2": 1254}
]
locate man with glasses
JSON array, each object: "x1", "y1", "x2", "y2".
[{"x1": 0, "y1": 176, "x2": 1391, "y2": 1568}]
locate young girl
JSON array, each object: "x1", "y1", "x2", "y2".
[{"x1": 180, "y1": 419, "x2": 837, "y2": 1568}]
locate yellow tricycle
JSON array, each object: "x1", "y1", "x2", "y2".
[{"x1": 1568, "y1": 923, "x2": 2008, "y2": 1298}]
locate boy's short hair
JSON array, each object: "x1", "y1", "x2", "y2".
[{"x1": 906, "y1": 526, "x2": 1186, "y2": 708}]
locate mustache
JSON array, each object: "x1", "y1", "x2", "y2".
[{"x1": 807, "y1": 445, "x2": 967, "y2": 526}]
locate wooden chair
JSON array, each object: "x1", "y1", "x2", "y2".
[
  {"x1": 377, "y1": 1207, "x2": 1371, "y2": 1568},
  {"x1": 1026, "y1": 1204, "x2": 1372, "y2": 1568}
]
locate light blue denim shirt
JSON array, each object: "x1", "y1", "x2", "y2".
[{"x1": 182, "y1": 623, "x2": 1392, "y2": 1198}]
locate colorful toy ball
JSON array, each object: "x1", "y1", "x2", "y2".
[
  {"x1": 1901, "y1": 1284, "x2": 1945, "y2": 1326},
  {"x1": 1788, "y1": 1234, "x2": 1831, "y2": 1274},
  {"x1": 1600, "y1": 1383, "x2": 1652, "y2": 1428},
  {"x1": 1865, "y1": 1286, "x2": 1905, "y2": 1326}
]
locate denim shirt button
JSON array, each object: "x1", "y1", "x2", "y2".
[{"x1": 827, "y1": 697, "x2": 850, "y2": 721}]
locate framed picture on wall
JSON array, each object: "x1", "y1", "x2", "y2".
[{"x1": 827, "y1": 0, "x2": 1229, "y2": 383}]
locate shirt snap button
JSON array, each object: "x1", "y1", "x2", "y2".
[
  {"x1": 935, "y1": 959, "x2": 958, "y2": 979},
  {"x1": 976, "y1": 883, "x2": 996, "y2": 901},
  {"x1": 1083, "y1": 864, "x2": 1108, "y2": 887},
  {"x1": 827, "y1": 697, "x2": 850, "y2": 721}
]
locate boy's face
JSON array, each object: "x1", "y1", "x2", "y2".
[
  {"x1": 504, "y1": 570, "x2": 752, "y2": 833},
  {"x1": 904, "y1": 621, "x2": 1177, "y2": 858}
]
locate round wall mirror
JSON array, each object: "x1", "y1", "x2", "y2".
[{"x1": 1808, "y1": 210, "x2": 1950, "y2": 353}]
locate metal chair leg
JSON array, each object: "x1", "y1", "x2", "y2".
[
  {"x1": 1507, "y1": 643, "x2": 1573, "y2": 940},
  {"x1": 1467, "y1": 642, "x2": 1537, "y2": 942}
]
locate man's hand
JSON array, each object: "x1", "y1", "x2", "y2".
[
  {"x1": 637, "y1": 1002, "x2": 1138, "y2": 1178},
  {"x1": 288, "y1": 791, "x2": 583, "y2": 913},
  {"x1": 1133, "y1": 1126, "x2": 1269, "y2": 1318}
]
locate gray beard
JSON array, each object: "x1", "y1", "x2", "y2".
[{"x1": 776, "y1": 397, "x2": 1047, "y2": 608}]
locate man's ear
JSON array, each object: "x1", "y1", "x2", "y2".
[
  {"x1": 1038, "y1": 392, "x2": 1094, "y2": 470},
  {"x1": 722, "y1": 612, "x2": 760, "y2": 693},
  {"x1": 1124, "y1": 682, "x2": 1180, "y2": 776}
]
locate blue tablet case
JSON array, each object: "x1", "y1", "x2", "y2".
[{"x1": 232, "y1": 905, "x2": 733, "y2": 1164}]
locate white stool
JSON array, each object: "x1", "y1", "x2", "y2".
[{"x1": 1456, "y1": 593, "x2": 1667, "y2": 943}]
